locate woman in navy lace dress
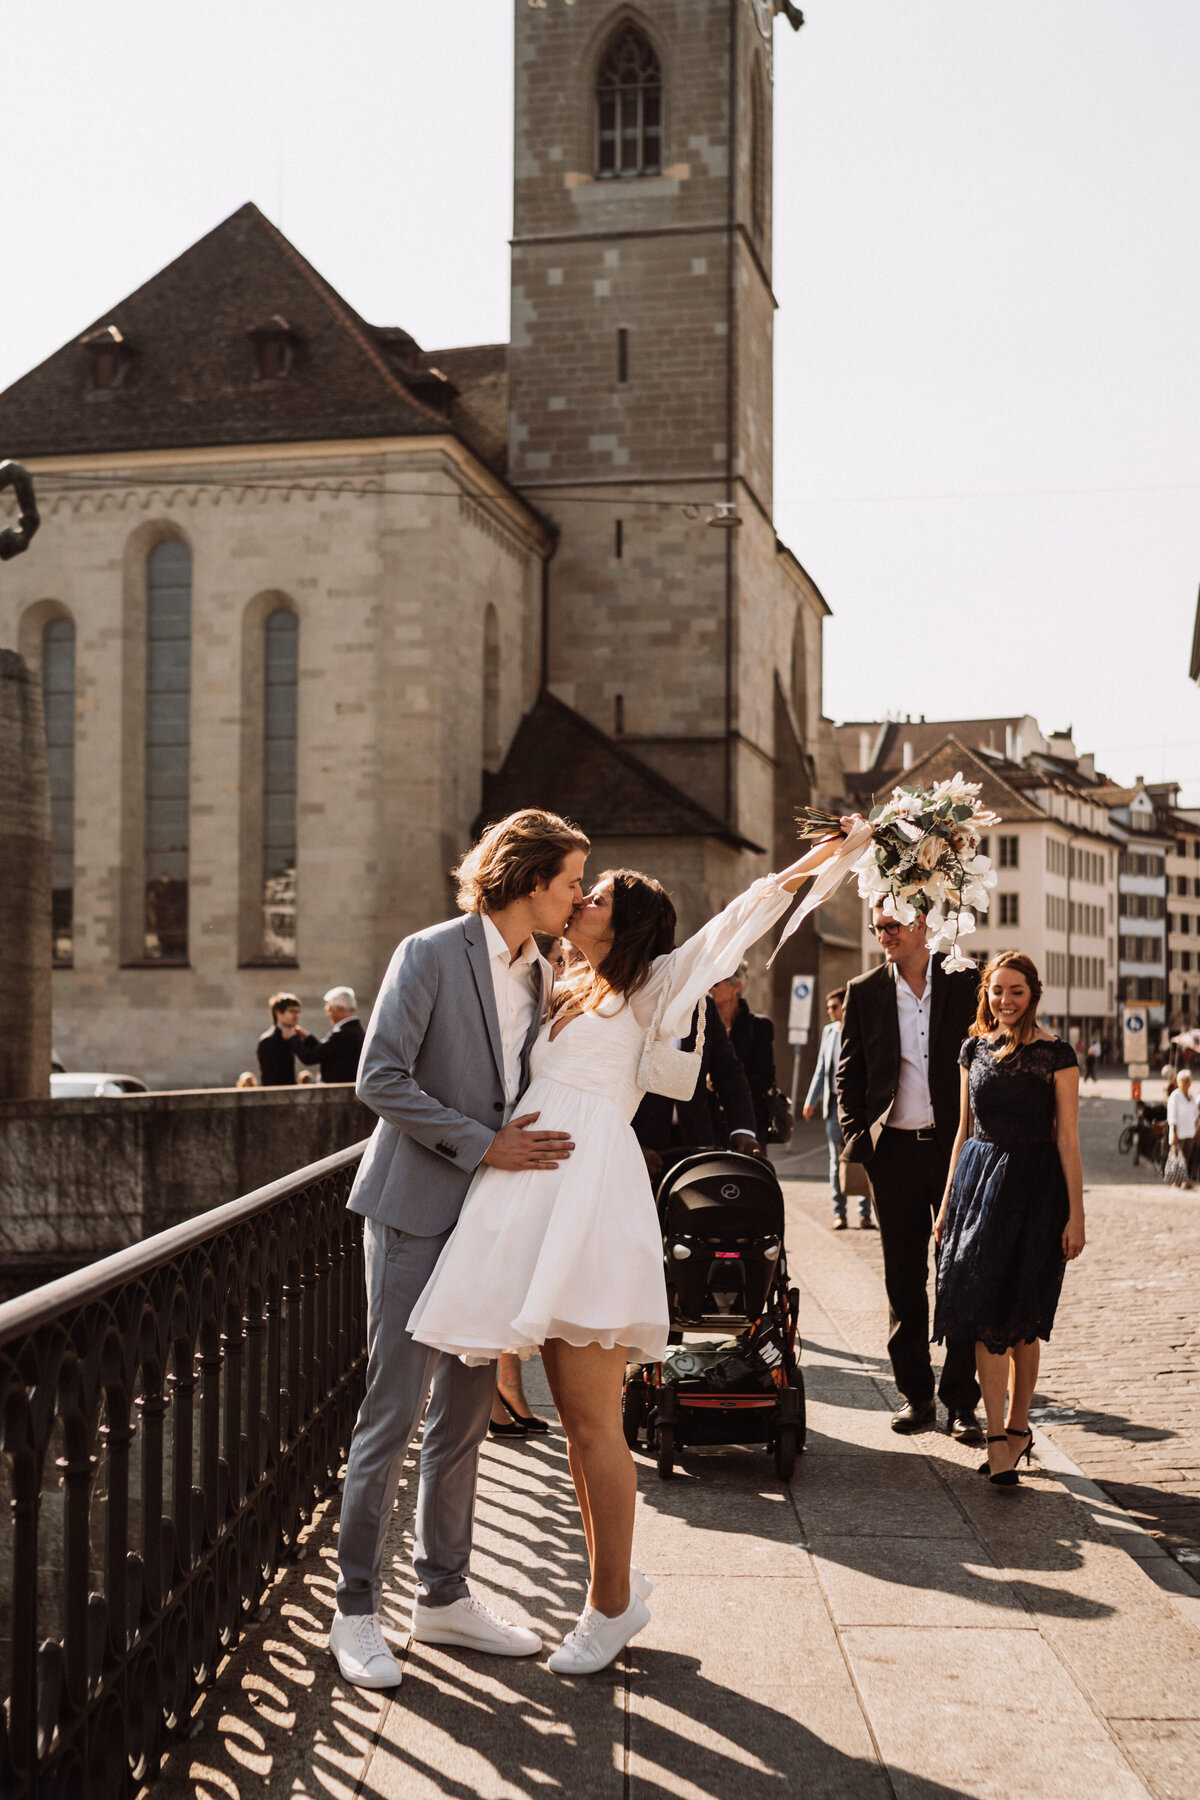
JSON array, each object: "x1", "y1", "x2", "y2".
[{"x1": 934, "y1": 952, "x2": 1085, "y2": 1485}]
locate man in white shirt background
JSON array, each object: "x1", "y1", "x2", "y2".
[{"x1": 1167, "y1": 1069, "x2": 1196, "y2": 1190}]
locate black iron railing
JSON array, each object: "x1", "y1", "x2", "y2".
[{"x1": 0, "y1": 1141, "x2": 367, "y2": 1799}]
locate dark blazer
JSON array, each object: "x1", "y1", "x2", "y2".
[
  {"x1": 256, "y1": 1025, "x2": 298, "y2": 1087},
  {"x1": 727, "y1": 1000, "x2": 777, "y2": 1145},
  {"x1": 634, "y1": 998, "x2": 757, "y2": 1152},
  {"x1": 294, "y1": 1015, "x2": 366, "y2": 1084},
  {"x1": 837, "y1": 957, "x2": 979, "y2": 1163}
]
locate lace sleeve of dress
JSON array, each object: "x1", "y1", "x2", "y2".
[
  {"x1": 1050, "y1": 1038, "x2": 1080, "y2": 1075},
  {"x1": 958, "y1": 1037, "x2": 977, "y2": 1071}
]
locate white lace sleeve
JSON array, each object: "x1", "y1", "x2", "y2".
[{"x1": 630, "y1": 876, "x2": 796, "y2": 1040}]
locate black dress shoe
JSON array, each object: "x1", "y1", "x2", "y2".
[
  {"x1": 946, "y1": 1408, "x2": 985, "y2": 1445},
  {"x1": 891, "y1": 1399, "x2": 937, "y2": 1434}
]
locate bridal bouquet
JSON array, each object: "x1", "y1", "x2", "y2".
[{"x1": 798, "y1": 776, "x2": 999, "y2": 972}]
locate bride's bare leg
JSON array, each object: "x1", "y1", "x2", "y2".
[
  {"x1": 541, "y1": 1338, "x2": 634, "y2": 1617},
  {"x1": 540, "y1": 1341, "x2": 594, "y2": 1564}
]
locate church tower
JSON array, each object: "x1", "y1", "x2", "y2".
[{"x1": 509, "y1": 0, "x2": 811, "y2": 888}]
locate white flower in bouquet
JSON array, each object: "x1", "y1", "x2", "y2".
[{"x1": 808, "y1": 773, "x2": 1000, "y2": 971}]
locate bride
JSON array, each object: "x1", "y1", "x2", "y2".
[{"x1": 408, "y1": 821, "x2": 862, "y2": 1675}]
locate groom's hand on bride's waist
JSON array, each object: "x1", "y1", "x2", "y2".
[{"x1": 482, "y1": 1111, "x2": 575, "y2": 1171}]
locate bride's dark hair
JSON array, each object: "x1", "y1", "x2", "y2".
[{"x1": 554, "y1": 869, "x2": 677, "y2": 1013}]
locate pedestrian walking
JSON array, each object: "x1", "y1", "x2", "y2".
[
  {"x1": 1085, "y1": 1039, "x2": 1101, "y2": 1083},
  {"x1": 934, "y1": 952, "x2": 1085, "y2": 1486},
  {"x1": 838, "y1": 905, "x2": 982, "y2": 1439},
  {"x1": 294, "y1": 986, "x2": 366, "y2": 1084},
  {"x1": 804, "y1": 989, "x2": 871, "y2": 1230},
  {"x1": 256, "y1": 992, "x2": 302, "y2": 1087},
  {"x1": 1165, "y1": 1069, "x2": 1197, "y2": 1190},
  {"x1": 710, "y1": 961, "x2": 778, "y2": 1149}
]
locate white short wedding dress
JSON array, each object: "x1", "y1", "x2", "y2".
[{"x1": 406, "y1": 876, "x2": 797, "y2": 1365}]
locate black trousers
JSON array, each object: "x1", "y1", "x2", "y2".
[{"x1": 868, "y1": 1127, "x2": 980, "y2": 1413}]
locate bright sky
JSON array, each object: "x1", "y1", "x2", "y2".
[{"x1": 6, "y1": 2, "x2": 1198, "y2": 800}]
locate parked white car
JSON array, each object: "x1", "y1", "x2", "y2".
[{"x1": 50, "y1": 1073, "x2": 149, "y2": 1098}]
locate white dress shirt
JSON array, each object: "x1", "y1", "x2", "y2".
[
  {"x1": 1168, "y1": 1086, "x2": 1198, "y2": 1141},
  {"x1": 480, "y1": 913, "x2": 543, "y2": 1114},
  {"x1": 889, "y1": 961, "x2": 935, "y2": 1131}
]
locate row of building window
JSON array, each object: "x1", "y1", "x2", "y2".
[
  {"x1": 1170, "y1": 951, "x2": 1199, "y2": 972},
  {"x1": 1069, "y1": 900, "x2": 1105, "y2": 937},
  {"x1": 1120, "y1": 850, "x2": 1165, "y2": 877},
  {"x1": 1122, "y1": 892, "x2": 1166, "y2": 920},
  {"x1": 1070, "y1": 846, "x2": 1108, "y2": 884},
  {"x1": 1123, "y1": 977, "x2": 1166, "y2": 1003},
  {"x1": 1119, "y1": 935, "x2": 1165, "y2": 964},
  {"x1": 39, "y1": 540, "x2": 298, "y2": 968},
  {"x1": 1173, "y1": 840, "x2": 1200, "y2": 860},
  {"x1": 1046, "y1": 838, "x2": 1067, "y2": 876},
  {"x1": 979, "y1": 834, "x2": 1019, "y2": 868},
  {"x1": 1170, "y1": 875, "x2": 1200, "y2": 897},
  {"x1": 1069, "y1": 955, "x2": 1105, "y2": 990},
  {"x1": 1169, "y1": 913, "x2": 1195, "y2": 935}
]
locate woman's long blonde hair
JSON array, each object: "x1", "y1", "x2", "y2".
[{"x1": 969, "y1": 950, "x2": 1044, "y2": 1062}]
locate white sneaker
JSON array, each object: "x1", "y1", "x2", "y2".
[
  {"x1": 548, "y1": 1595, "x2": 650, "y2": 1676},
  {"x1": 630, "y1": 1565, "x2": 653, "y2": 1601},
  {"x1": 329, "y1": 1611, "x2": 403, "y2": 1689},
  {"x1": 411, "y1": 1595, "x2": 541, "y2": 1657}
]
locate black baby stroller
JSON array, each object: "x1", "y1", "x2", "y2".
[{"x1": 621, "y1": 1149, "x2": 806, "y2": 1480}]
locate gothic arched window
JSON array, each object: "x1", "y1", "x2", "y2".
[
  {"x1": 42, "y1": 616, "x2": 76, "y2": 966},
  {"x1": 596, "y1": 26, "x2": 662, "y2": 179},
  {"x1": 261, "y1": 608, "x2": 298, "y2": 962},
  {"x1": 144, "y1": 539, "x2": 191, "y2": 962}
]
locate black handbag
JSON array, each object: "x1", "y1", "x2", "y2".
[{"x1": 765, "y1": 1084, "x2": 794, "y2": 1146}]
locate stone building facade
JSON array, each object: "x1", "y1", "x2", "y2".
[{"x1": 0, "y1": 0, "x2": 839, "y2": 1090}]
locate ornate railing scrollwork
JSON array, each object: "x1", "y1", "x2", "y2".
[{"x1": 0, "y1": 1142, "x2": 367, "y2": 1797}]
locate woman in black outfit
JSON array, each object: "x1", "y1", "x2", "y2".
[{"x1": 934, "y1": 952, "x2": 1085, "y2": 1485}]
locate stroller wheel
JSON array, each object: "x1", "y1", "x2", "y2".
[
  {"x1": 655, "y1": 1422, "x2": 676, "y2": 1481},
  {"x1": 774, "y1": 1422, "x2": 798, "y2": 1483},
  {"x1": 622, "y1": 1376, "x2": 647, "y2": 1448}
]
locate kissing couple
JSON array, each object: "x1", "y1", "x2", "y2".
[{"x1": 329, "y1": 806, "x2": 862, "y2": 1686}]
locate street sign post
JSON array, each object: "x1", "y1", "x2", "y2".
[
  {"x1": 788, "y1": 975, "x2": 815, "y2": 1047},
  {"x1": 1121, "y1": 1005, "x2": 1150, "y2": 1067}
]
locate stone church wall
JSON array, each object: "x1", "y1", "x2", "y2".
[{"x1": 1, "y1": 443, "x2": 546, "y2": 1088}]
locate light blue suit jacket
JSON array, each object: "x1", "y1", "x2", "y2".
[
  {"x1": 347, "y1": 913, "x2": 549, "y2": 1237},
  {"x1": 804, "y1": 1020, "x2": 842, "y2": 1121}
]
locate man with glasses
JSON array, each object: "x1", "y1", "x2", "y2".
[{"x1": 837, "y1": 904, "x2": 982, "y2": 1439}]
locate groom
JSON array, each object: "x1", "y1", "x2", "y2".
[{"x1": 329, "y1": 808, "x2": 590, "y2": 1688}]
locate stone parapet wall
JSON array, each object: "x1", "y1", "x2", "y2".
[{"x1": 0, "y1": 1083, "x2": 374, "y2": 1291}]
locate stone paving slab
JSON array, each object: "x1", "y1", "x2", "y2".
[
  {"x1": 151, "y1": 1172, "x2": 1200, "y2": 1800},
  {"x1": 780, "y1": 1089, "x2": 1200, "y2": 1565}
]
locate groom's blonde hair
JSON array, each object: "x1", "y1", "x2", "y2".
[{"x1": 454, "y1": 810, "x2": 590, "y2": 914}]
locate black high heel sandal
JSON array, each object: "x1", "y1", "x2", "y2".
[
  {"x1": 499, "y1": 1393, "x2": 550, "y2": 1434},
  {"x1": 986, "y1": 1433, "x2": 1020, "y2": 1487},
  {"x1": 976, "y1": 1426, "x2": 1034, "y2": 1475}
]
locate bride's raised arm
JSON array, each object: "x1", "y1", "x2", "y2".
[{"x1": 631, "y1": 815, "x2": 870, "y2": 1040}]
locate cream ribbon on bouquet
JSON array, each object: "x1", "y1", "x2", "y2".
[{"x1": 765, "y1": 818, "x2": 875, "y2": 969}]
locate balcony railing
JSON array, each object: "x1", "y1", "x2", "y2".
[{"x1": 0, "y1": 1141, "x2": 366, "y2": 1799}]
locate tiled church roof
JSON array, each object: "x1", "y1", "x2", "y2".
[
  {"x1": 0, "y1": 203, "x2": 506, "y2": 470},
  {"x1": 477, "y1": 693, "x2": 761, "y2": 850}
]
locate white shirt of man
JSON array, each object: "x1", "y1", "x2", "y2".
[
  {"x1": 889, "y1": 959, "x2": 935, "y2": 1131},
  {"x1": 1168, "y1": 1085, "x2": 1198, "y2": 1142},
  {"x1": 480, "y1": 912, "x2": 543, "y2": 1116}
]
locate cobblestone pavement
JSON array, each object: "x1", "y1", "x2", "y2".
[{"x1": 779, "y1": 1083, "x2": 1200, "y2": 1569}]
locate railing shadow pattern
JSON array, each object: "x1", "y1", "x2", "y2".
[{"x1": 0, "y1": 1142, "x2": 366, "y2": 1799}]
